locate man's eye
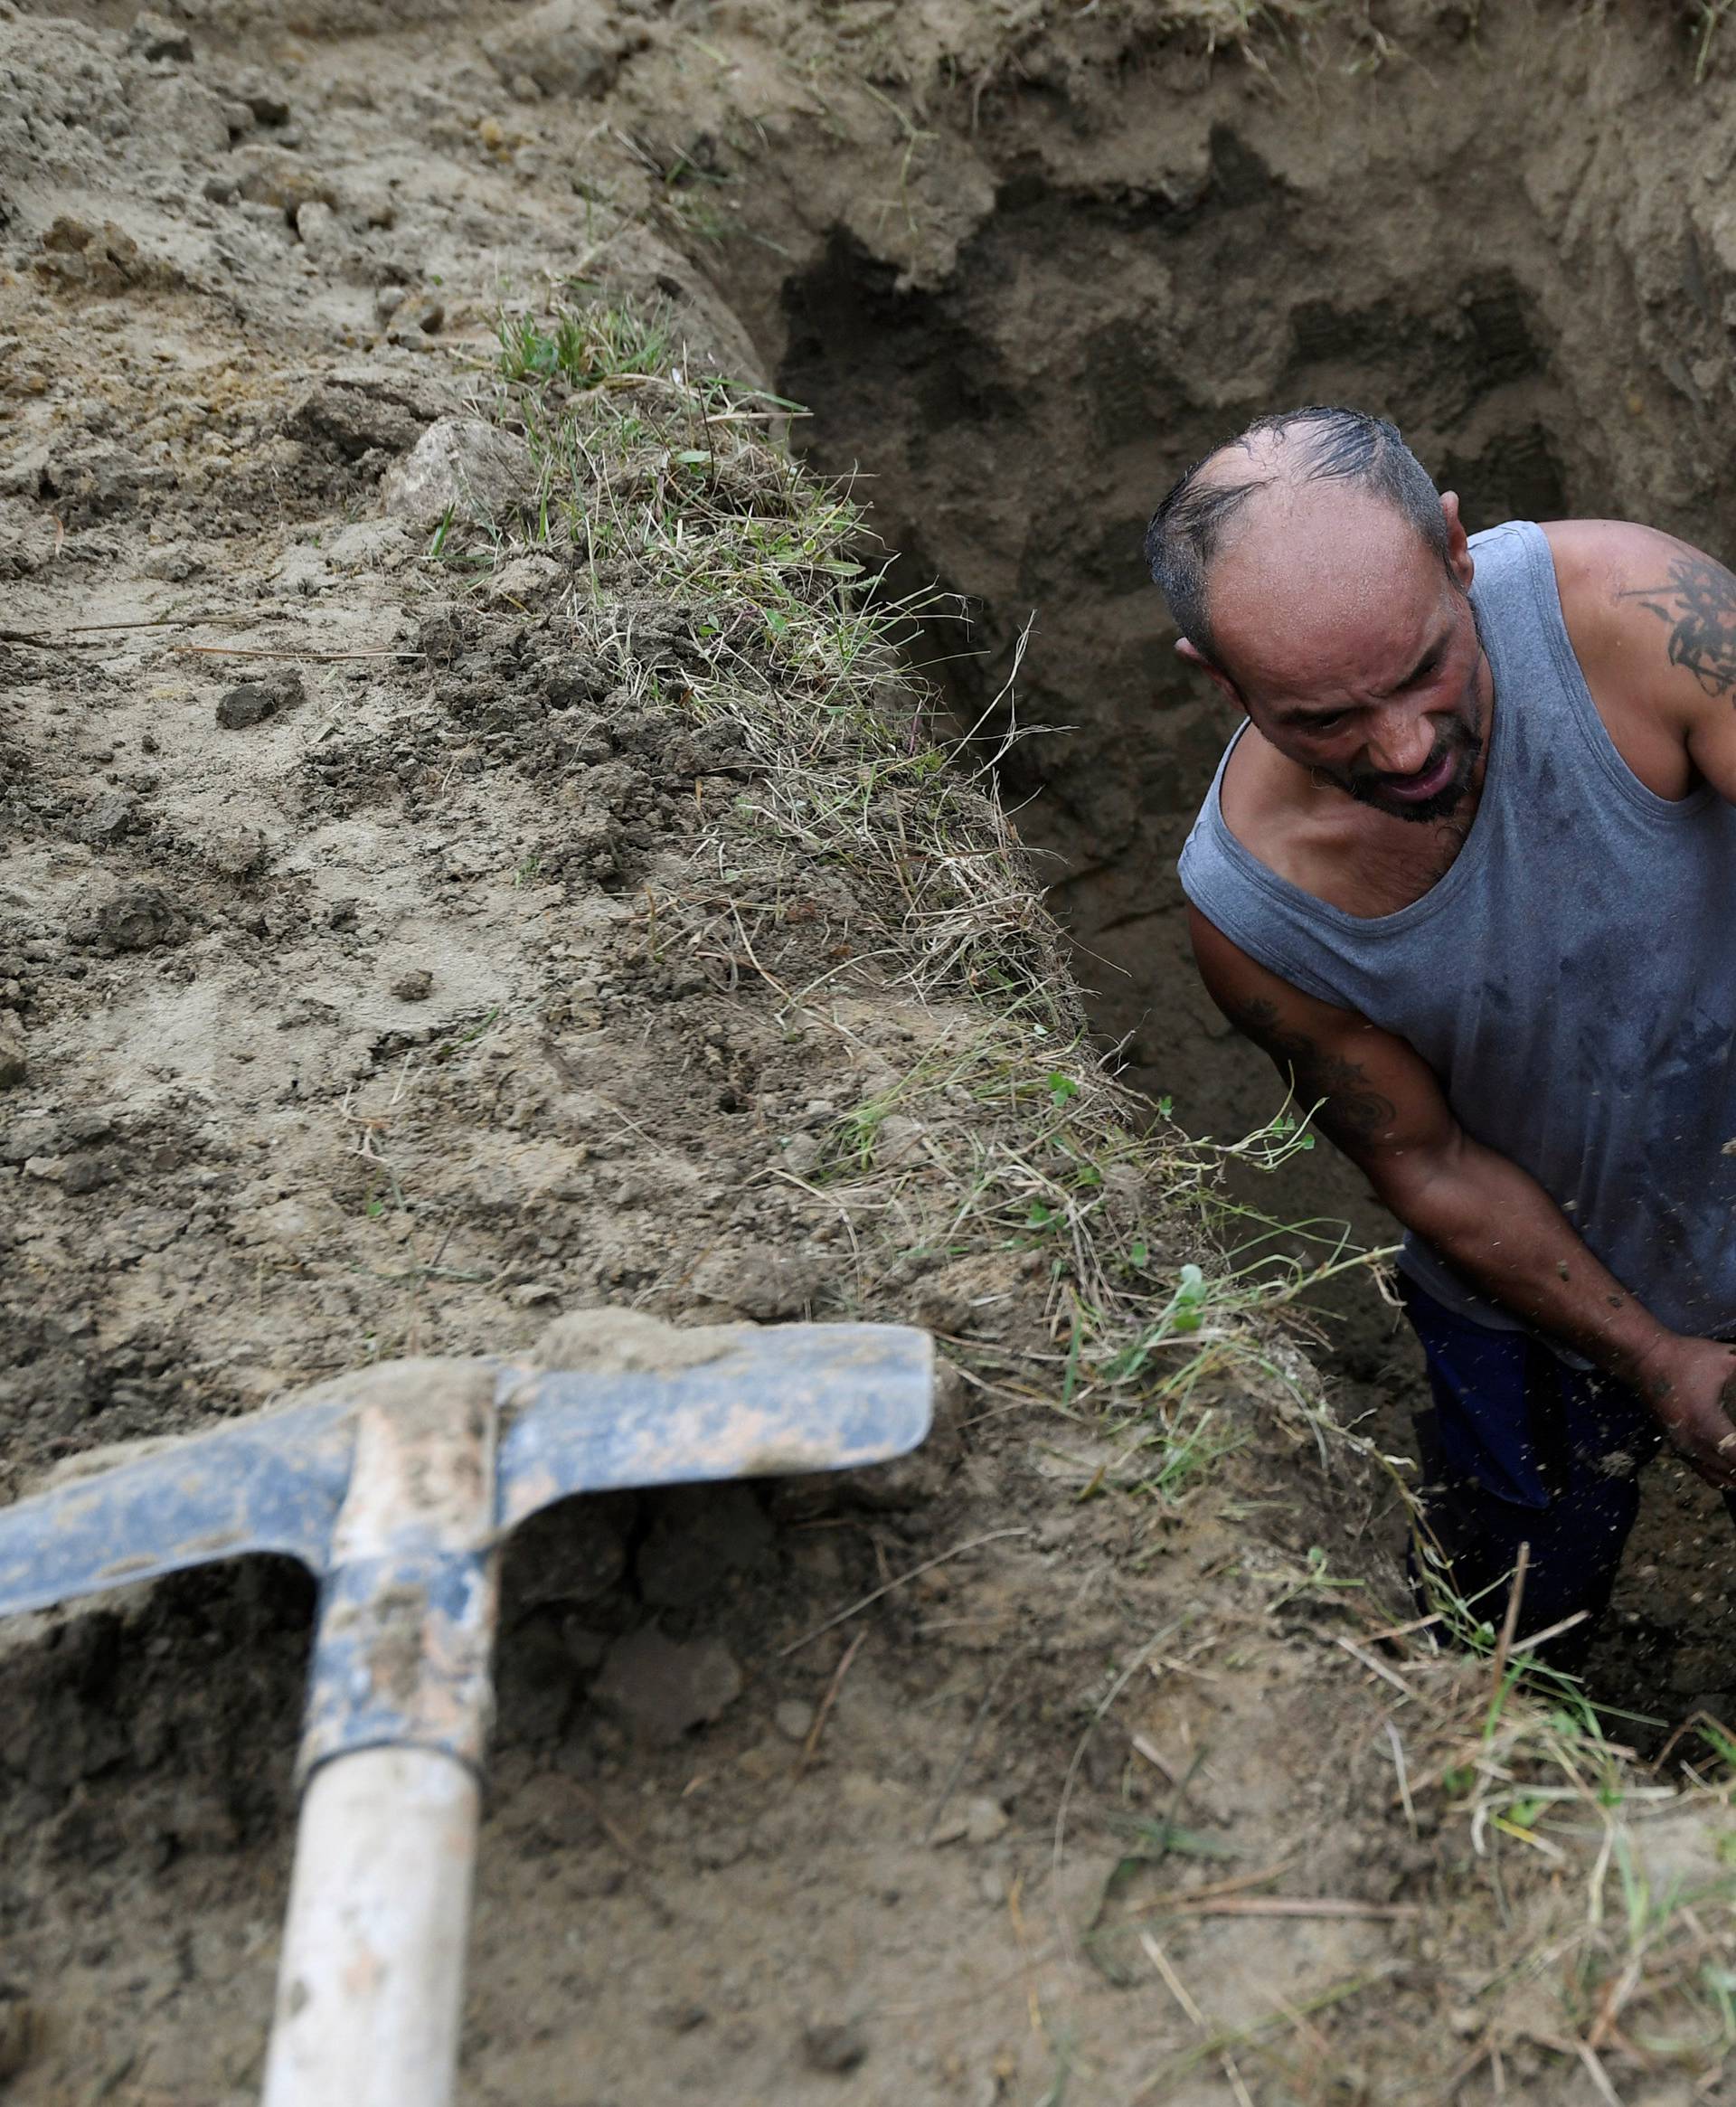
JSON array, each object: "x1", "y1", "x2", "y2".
[{"x1": 1309, "y1": 713, "x2": 1347, "y2": 733}]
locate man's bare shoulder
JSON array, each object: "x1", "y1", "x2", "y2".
[
  {"x1": 1218, "y1": 720, "x2": 1322, "y2": 871},
  {"x1": 1540, "y1": 517, "x2": 1736, "y2": 734}
]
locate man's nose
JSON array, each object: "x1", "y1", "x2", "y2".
[{"x1": 1363, "y1": 706, "x2": 1433, "y2": 778}]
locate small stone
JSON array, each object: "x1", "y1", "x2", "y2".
[
  {"x1": 780, "y1": 1132, "x2": 822, "y2": 1178},
  {"x1": 236, "y1": 156, "x2": 337, "y2": 220},
  {"x1": 140, "y1": 543, "x2": 203, "y2": 581},
  {"x1": 238, "y1": 82, "x2": 290, "y2": 126},
  {"x1": 295, "y1": 200, "x2": 339, "y2": 260},
  {"x1": 79, "y1": 792, "x2": 136, "y2": 842},
  {"x1": 590, "y1": 1625, "x2": 743, "y2": 1743},
  {"x1": 802, "y1": 2017, "x2": 870, "y2": 2075},
  {"x1": 486, "y1": 552, "x2": 561, "y2": 605},
  {"x1": 0, "y1": 1013, "x2": 24, "y2": 1090},
  {"x1": 41, "y1": 215, "x2": 95, "y2": 255},
  {"x1": 215, "y1": 667, "x2": 303, "y2": 730},
  {"x1": 62, "y1": 1153, "x2": 119, "y2": 1196},
  {"x1": 221, "y1": 99, "x2": 255, "y2": 135},
  {"x1": 964, "y1": 1796, "x2": 1009, "y2": 1844},
  {"x1": 773, "y1": 1699, "x2": 814, "y2": 1743},
  {"x1": 216, "y1": 685, "x2": 276, "y2": 729},
  {"x1": 127, "y1": 11, "x2": 193, "y2": 61},
  {"x1": 481, "y1": 0, "x2": 635, "y2": 97},
  {"x1": 382, "y1": 418, "x2": 533, "y2": 533},
  {"x1": 391, "y1": 968, "x2": 433, "y2": 1002}
]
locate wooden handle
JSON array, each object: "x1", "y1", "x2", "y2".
[{"x1": 261, "y1": 1747, "x2": 479, "y2": 2107}]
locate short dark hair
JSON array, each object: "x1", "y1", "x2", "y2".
[{"x1": 1143, "y1": 406, "x2": 1449, "y2": 663}]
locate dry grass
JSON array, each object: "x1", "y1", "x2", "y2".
[{"x1": 471, "y1": 293, "x2": 1393, "y2": 1473}]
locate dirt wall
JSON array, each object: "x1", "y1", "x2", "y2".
[{"x1": 5, "y1": 4, "x2": 1736, "y2": 2102}]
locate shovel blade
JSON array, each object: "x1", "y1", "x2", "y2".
[
  {"x1": 0, "y1": 1396, "x2": 355, "y2": 1620},
  {"x1": 496, "y1": 1322, "x2": 933, "y2": 1528}
]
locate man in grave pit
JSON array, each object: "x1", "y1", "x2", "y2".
[{"x1": 1150, "y1": 404, "x2": 1736, "y2": 1666}]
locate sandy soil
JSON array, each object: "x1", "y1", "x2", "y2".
[{"x1": 2, "y1": 3, "x2": 1735, "y2": 2102}]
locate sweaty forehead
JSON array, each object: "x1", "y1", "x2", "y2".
[{"x1": 1203, "y1": 483, "x2": 1445, "y2": 696}]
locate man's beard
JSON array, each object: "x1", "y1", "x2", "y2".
[{"x1": 1325, "y1": 711, "x2": 1484, "y2": 825}]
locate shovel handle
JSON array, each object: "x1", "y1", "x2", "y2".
[{"x1": 262, "y1": 1746, "x2": 479, "y2": 2107}]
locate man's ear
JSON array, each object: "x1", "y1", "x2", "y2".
[
  {"x1": 1440, "y1": 491, "x2": 1474, "y2": 591},
  {"x1": 1176, "y1": 637, "x2": 1242, "y2": 708}
]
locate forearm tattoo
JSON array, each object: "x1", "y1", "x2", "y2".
[
  {"x1": 1620, "y1": 553, "x2": 1736, "y2": 701},
  {"x1": 1231, "y1": 997, "x2": 1397, "y2": 1144}
]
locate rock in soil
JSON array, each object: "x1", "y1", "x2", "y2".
[
  {"x1": 215, "y1": 669, "x2": 304, "y2": 730},
  {"x1": 589, "y1": 1626, "x2": 743, "y2": 1743},
  {"x1": 481, "y1": 0, "x2": 640, "y2": 99},
  {"x1": 772, "y1": 1699, "x2": 814, "y2": 1743},
  {"x1": 382, "y1": 418, "x2": 535, "y2": 533},
  {"x1": 0, "y1": 1012, "x2": 24, "y2": 1090},
  {"x1": 801, "y1": 2017, "x2": 870, "y2": 2075}
]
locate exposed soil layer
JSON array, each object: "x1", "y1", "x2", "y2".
[{"x1": 3, "y1": 4, "x2": 1736, "y2": 2103}]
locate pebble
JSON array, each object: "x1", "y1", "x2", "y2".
[
  {"x1": 382, "y1": 418, "x2": 534, "y2": 532},
  {"x1": 931, "y1": 1795, "x2": 1010, "y2": 1847},
  {"x1": 127, "y1": 11, "x2": 193, "y2": 61},
  {"x1": 802, "y1": 2017, "x2": 870, "y2": 2075},
  {"x1": 391, "y1": 968, "x2": 433, "y2": 1002},
  {"x1": 216, "y1": 668, "x2": 303, "y2": 730},
  {"x1": 216, "y1": 685, "x2": 276, "y2": 729},
  {"x1": 0, "y1": 1014, "x2": 24, "y2": 1091},
  {"x1": 773, "y1": 1698, "x2": 815, "y2": 1743},
  {"x1": 590, "y1": 1625, "x2": 743, "y2": 1743},
  {"x1": 295, "y1": 200, "x2": 340, "y2": 260}
]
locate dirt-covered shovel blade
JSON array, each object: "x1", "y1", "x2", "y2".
[{"x1": 0, "y1": 1318, "x2": 934, "y2": 2107}]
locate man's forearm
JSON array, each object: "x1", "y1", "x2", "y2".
[{"x1": 1372, "y1": 1133, "x2": 1674, "y2": 1384}]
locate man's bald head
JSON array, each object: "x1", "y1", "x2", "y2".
[{"x1": 1144, "y1": 408, "x2": 1452, "y2": 683}]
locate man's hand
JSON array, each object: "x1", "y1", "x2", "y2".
[{"x1": 1630, "y1": 1335, "x2": 1736, "y2": 1489}]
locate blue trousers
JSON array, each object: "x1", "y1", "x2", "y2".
[{"x1": 1403, "y1": 1279, "x2": 1736, "y2": 1670}]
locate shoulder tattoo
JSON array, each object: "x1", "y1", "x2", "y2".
[
  {"x1": 1619, "y1": 552, "x2": 1736, "y2": 702},
  {"x1": 1230, "y1": 997, "x2": 1398, "y2": 1144}
]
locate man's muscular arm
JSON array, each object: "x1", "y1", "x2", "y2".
[{"x1": 1189, "y1": 908, "x2": 1736, "y2": 1485}]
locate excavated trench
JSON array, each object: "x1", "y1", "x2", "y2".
[{"x1": 756, "y1": 9, "x2": 1736, "y2": 1723}]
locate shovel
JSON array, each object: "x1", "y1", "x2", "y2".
[{"x1": 0, "y1": 1313, "x2": 933, "y2": 2107}]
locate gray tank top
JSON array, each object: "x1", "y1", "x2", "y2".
[{"x1": 1178, "y1": 518, "x2": 1736, "y2": 1346}]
